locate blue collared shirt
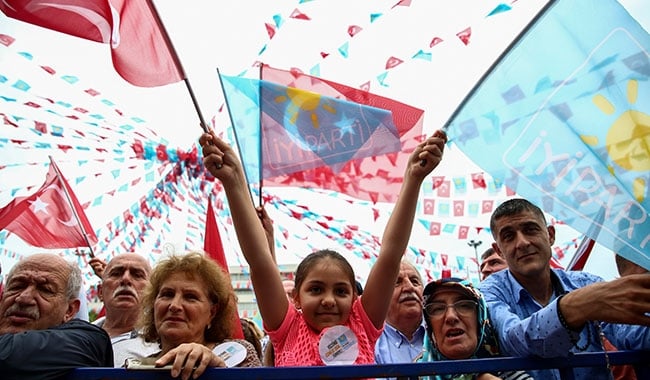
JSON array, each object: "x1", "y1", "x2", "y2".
[
  {"x1": 479, "y1": 268, "x2": 650, "y2": 380},
  {"x1": 375, "y1": 320, "x2": 426, "y2": 364}
]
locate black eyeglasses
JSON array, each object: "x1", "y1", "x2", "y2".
[{"x1": 424, "y1": 300, "x2": 478, "y2": 319}]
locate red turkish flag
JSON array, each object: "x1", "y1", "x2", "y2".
[
  {"x1": 482, "y1": 200, "x2": 494, "y2": 214},
  {"x1": 567, "y1": 208, "x2": 605, "y2": 271},
  {"x1": 204, "y1": 197, "x2": 244, "y2": 339},
  {"x1": 0, "y1": 0, "x2": 184, "y2": 87},
  {"x1": 429, "y1": 221, "x2": 441, "y2": 236},
  {"x1": 453, "y1": 200, "x2": 465, "y2": 216},
  {"x1": 423, "y1": 199, "x2": 435, "y2": 215},
  {"x1": 471, "y1": 173, "x2": 487, "y2": 189},
  {"x1": 437, "y1": 180, "x2": 451, "y2": 197},
  {"x1": 567, "y1": 236, "x2": 596, "y2": 271},
  {"x1": 458, "y1": 225, "x2": 469, "y2": 239},
  {"x1": 0, "y1": 158, "x2": 97, "y2": 248},
  {"x1": 549, "y1": 256, "x2": 565, "y2": 269}
]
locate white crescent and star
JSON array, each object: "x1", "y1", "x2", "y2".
[
  {"x1": 29, "y1": 196, "x2": 49, "y2": 213},
  {"x1": 28, "y1": 182, "x2": 77, "y2": 227}
]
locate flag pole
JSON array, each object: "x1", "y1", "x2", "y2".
[
  {"x1": 415, "y1": 0, "x2": 557, "y2": 169},
  {"x1": 440, "y1": 0, "x2": 557, "y2": 132},
  {"x1": 567, "y1": 208, "x2": 606, "y2": 271},
  {"x1": 257, "y1": 64, "x2": 263, "y2": 208},
  {"x1": 216, "y1": 68, "x2": 257, "y2": 208},
  {"x1": 48, "y1": 156, "x2": 96, "y2": 258},
  {"x1": 147, "y1": 0, "x2": 209, "y2": 132}
]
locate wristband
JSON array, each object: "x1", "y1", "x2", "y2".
[
  {"x1": 556, "y1": 293, "x2": 589, "y2": 350},
  {"x1": 556, "y1": 294, "x2": 573, "y2": 331}
]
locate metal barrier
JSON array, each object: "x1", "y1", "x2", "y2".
[{"x1": 68, "y1": 350, "x2": 649, "y2": 380}]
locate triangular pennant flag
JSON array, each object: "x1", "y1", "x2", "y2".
[{"x1": 204, "y1": 197, "x2": 244, "y2": 339}]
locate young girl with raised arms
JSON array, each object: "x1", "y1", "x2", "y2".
[{"x1": 199, "y1": 129, "x2": 446, "y2": 366}]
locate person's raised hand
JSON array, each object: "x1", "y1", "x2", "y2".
[
  {"x1": 89, "y1": 257, "x2": 107, "y2": 279},
  {"x1": 199, "y1": 129, "x2": 244, "y2": 188},
  {"x1": 411, "y1": 129, "x2": 447, "y2": 179},
  {"x1": 561, "y1": 273, "x2": 650, "y2": 328}
]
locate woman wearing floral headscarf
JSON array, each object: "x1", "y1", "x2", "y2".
[{"x1": 416, "y1": 278, "x2": 532, "y2": 380}]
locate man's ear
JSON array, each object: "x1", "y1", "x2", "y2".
[
  {"x1": 492, "y1": 241, "x2": 502, "y2": 255},
  {"x1": 97, "y1": 283, "x2": 104, "y2": 302},
  {"x1": 63, "y1": 299, "x2": 81, "y2": 323},
  {"x1": 547, "y1": 224, "x2": 556, "y2": 246}
]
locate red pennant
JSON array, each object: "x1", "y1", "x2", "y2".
[
  {"x1": 456, "y1": 27, "x2": 472, "y2": 45},
  {"x1": 265, "y1": 23, "x2": 276, "y2": 39},
  {"x1": 429, "y1": 37, "x2": 443, "y2": 47},
  {"x1": 347, "y1": 25, "x2": 362, "y2": 37},
  {"x1": 204, "y1": 198, "x2": 244, "y2": 339},
  {"x1": 290, "y1": 8, "x2": 310, "y2": 20}
]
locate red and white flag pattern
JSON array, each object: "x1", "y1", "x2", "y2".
[
  {"x1": 0, "y1": 158, "x2": 97, "y2": 248},
  {"x1": 0, "y1": 0, "x2": 184, "y2": 87}
]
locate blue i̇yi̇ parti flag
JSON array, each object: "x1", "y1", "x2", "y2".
[
  {"x1": 219, "y1": 73, "x2": 415, "y2": 203},
  {"x1": 445, "y1": 0, "x2": 650, "y2": 270}
]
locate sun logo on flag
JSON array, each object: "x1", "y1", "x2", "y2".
[
  {"x1": 582, "y1": 79, "x2": 649, "y2": 202},
  {"x1": 274, "y1": 87, "x2": 336, "y2": 129}
]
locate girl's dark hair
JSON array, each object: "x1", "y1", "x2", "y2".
[{"x1": 293, "y1": 249, "x2": 356, "y2": 294}]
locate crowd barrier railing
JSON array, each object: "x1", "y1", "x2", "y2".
[{"x1": 68, "y1": 350, "x2": 649, "y2": 380}]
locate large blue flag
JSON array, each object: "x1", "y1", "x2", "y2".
[{"x1": 445, "y1": 0, "x2": 650, "y2": 269}]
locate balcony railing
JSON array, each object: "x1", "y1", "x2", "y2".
[{"x1": 68, "y1": 350, "x2": 648, "y2": 380}]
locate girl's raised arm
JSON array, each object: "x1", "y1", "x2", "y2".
[
  {"x1": 361, "y1": 131, "x2": 447, "y2": 329},
  {"x1": 200, "y1": 131, "x2": 288, "y2": 330}
]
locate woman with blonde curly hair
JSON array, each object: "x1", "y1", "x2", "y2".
[{"x1": 134, "y1": 252, "x2": 260, "y2": 379}]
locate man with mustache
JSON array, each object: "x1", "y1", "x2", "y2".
[
  {"x1": 0, "y1": 253, "x2": 113, "y2": 378},
  {"x1": 375, "y1": 260, "x2": 426, "y2": 365},
  {"x1": 92, "y1": 253, "x2": 158, "y2": 366}
]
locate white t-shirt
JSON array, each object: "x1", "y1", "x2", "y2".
[{"x1": 93, "y1": 317, "x2": 159, "y2": 367}]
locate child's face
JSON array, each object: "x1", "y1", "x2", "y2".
[{"x1": 294, "y1": 259, "x2": 355, "y2": 332}]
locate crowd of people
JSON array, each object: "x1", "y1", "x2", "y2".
[{"x1": 0, "y1": 129, "x2": 648, "y2": 380}]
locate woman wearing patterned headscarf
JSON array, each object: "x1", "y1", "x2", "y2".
[{"x1": 416, "y1": 278, "x2": 532, "y2": 380}]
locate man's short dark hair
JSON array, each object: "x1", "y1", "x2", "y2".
[
  {"x1": 481, "y1": 247, "x2": 496, "y2": 261},
  {"x1": 490, "y1": 198, "x2": 547, "y2": 238}
]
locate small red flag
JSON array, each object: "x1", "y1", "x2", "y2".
[
  {"x1": 549, "y1": 256, "x2": 564, "y2": 270},
  {"x1": 204, "y1": 198, "x2": 244, "y2": 339},
  {"x1": 471, "y1": 173, "x2": 487, "y2": 189},
  {"x1": 0, "y1": 158, "x2": 97, "y2": 248},
  {"x1": 567, "y1": 208, "x2": 605, "y2": 271},
  {"x1": 0, "y1": 0, "x2": 184, "y2": 87},
  {"x1": 567, "y1": 236, "x2": 596, "y2": 271}
]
